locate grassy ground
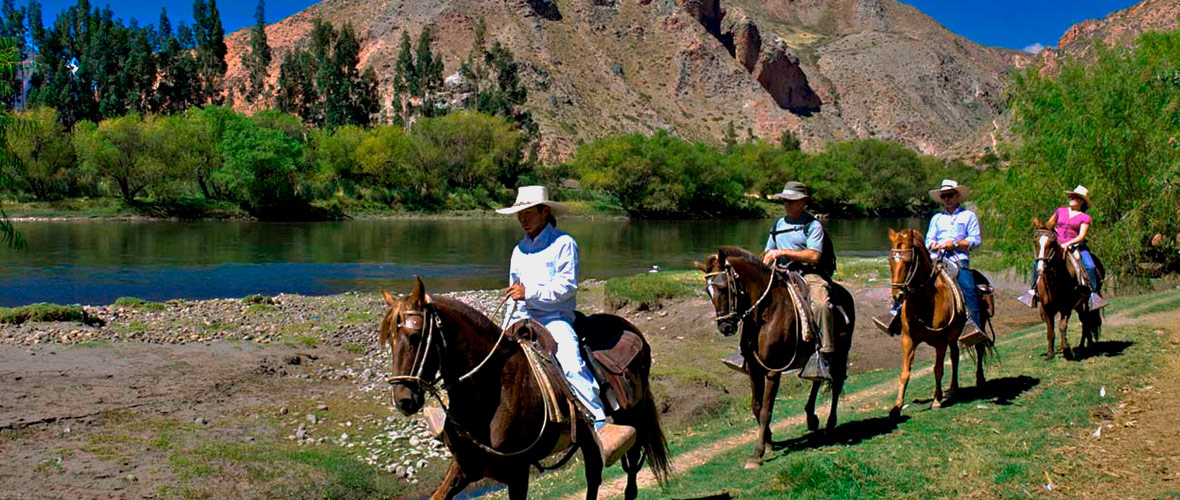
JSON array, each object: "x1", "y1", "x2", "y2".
[{"x1": 510, "y1": 291, "x2": 1180, "y2": 499}]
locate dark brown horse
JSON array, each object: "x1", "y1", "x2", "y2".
[
  {"x1": 380, "y1": 278, "x2": 669, "y2": 500},
  {"x1": 886, "y1": 229, "x2": 991, "y2": 418},
  {"x1": 696, "y1": 247, "x2": 855, "y2": 469},
  {"x1": 1031, "y1": 217, "x2": 1104, "y2": 359}
]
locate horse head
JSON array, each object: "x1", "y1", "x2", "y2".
[
  {"x1": 1031, "y1": 216, "x2": 1061, "y2": 274},
  {"x1": 695, "y1": 247, "x2": 770, "y2": 337},
  {"x1": 380, "y1": 276, "x2": 441, "y2": 416},
  {"x1": 887, "y1": 229, "x2": 929, "y2": 302}
]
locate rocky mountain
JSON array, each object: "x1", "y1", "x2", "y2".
[
  {"x1": 1049, "y1": 0, "x2": 1180, "y2": 62},
  {"x1": 223, "y1": 0, "x2": 1030, "y2": 159}
]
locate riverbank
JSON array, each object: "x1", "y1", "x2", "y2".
[{"x1": 0, "y1": 260, "x2": 1045, "y2": 499}]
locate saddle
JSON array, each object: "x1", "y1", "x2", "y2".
[
  {"x1": 1066, "y1": 248, "x2": 1090, "y2": 289},
  {"x1": 503, "y1": 319, "x2": 580, "y2": 425},
  {"x1": 503, "y1": 315, "x2": 646, "y2": 418},
  {"x1": 934, "y1": 260, "x2": 995, "y2": 324}
]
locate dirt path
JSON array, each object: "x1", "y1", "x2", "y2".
[{"x1": 1061, "y1": 307, "x2": 1180, "y2": 499}]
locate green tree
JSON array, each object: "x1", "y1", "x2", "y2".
[
  {"x1": 390, "y1": 30, "x2": 415, "y2": 124},
  {"x1": 72, "y1": 113, "x2": 165, "y2": 203},
  {"x1": 778, "y1": 128, "x2": 801, "y2": 151},
  {"x1": 239, "y1": 0, "x2": 271, "y2": 108},
  {"x1": 2, "y1": 107, "x2": 75, "y2": 200},
  {"x1": 723, "y1": 121, "x2": 737, "y2": 153},
  {"x1": 192, "y1": 0, "x2": 227, "y2": 105}
]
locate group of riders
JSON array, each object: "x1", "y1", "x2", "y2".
[{"x1": 490, "y1": 179, "x2": 1107, "y2": 462}]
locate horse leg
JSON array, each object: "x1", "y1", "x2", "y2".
[
  {"x1": 747, "y1": 374, "x2": 780, "y2": 469},
  {"x1": 805, "y1": 380, "x2": 822, "y2": 432},
  {"x1": 890, "y1": 334, "x2": 917, "y2": 419},
  {"x1": 505, "y1": 466, "x2": 531, "y2": 500},
  {"x1": 825, "y1": 376, "x2": 843, "y2": 433},
  {"x1": 932, "y1": 342, "x2": 947, "y2": 408},
  {"x1": 1043, "y1": 311, "x2": 1056, "y2": 359},
  {"x1": 621, "y1": 446, "x2": 645, "y2": 500},
  {"x1": 581, "y1": 420, "x2": 604, "y2": 500},
  {"x1": 748, "y1": 371, "x2": 765, "y2": 423},
  {"x1": 429, "y1": 461, "x2": 474, "y2": 500},
  {"x1": 1060, "y1": 312, "x2": 1073, "y2": 360},
  {"x1": 947, "y1": 339, "x2": 961, "y2": 399}
]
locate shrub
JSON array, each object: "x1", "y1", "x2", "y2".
[{"x1": 0, "y1": 303, "x2": 103, "y2": 325}]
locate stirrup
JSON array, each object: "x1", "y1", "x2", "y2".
[
  {"x1": 1017, "y1": 290, "x2": 1036, "y2": 308},
  {"x1": 721, "y1": 351, "x2": 748, "y2": 374},
  {"x1": 423, "y1": 406, "x2": 446, "y2": 439},
  {"x1": 596, "y1": 423, "x2": 637, "y2": 467},
  {"x1": 872, "y1": 312, "x2": 900, "y2": 336},
  {"x1": 1088, "y1": 293, "x2": 1108, "y2": 310},
  {"x1": 958, "y1": 322, "x2": 987, "y2": 347},
  {"x1": 799, "y1": 351, "x2": 832, "y2": 381}
]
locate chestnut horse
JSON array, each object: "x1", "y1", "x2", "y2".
[
  {"x1": 697, "y1": 247, "x2": 855, "y2": 468},
  {"x1": 1031, "y1": 217, "x2": 1104, "y2": 359},
  {"x1": 380, "y1": 278, "x2": 670, "y2": 500},
  {"x1": 886, "y1": 229, "x2": 991, "y2": 418}
]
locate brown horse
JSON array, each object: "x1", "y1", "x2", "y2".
[
  {"x1": 380, "y1": 278, "x2": 669, "y2": 500},
  {"x1": 696, "y1": 247, "x2": 855, "y2": 469},
  {"x1": 886, "y1": 229, "x2": 990, "y2": 418},
  {"x1": 1030, "y1": 217, "x2": 1104, "y2": 359}
]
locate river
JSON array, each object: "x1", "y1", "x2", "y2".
[{"x1": 2, "y1": 217, "x2": 922, "y2": 306}]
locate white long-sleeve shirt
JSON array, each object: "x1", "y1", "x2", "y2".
[
  {"x1": 925, "y1": 206, "x2": 982, "y2": 264},
  {"x1": 506, "y1": 224, "x2": 579, "y2": 324}
]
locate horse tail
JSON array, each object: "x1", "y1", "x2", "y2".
[
  {"x1": 1080, "y1": 307, "x2": 1103, "y2": 340},
  {"x1": 634, "y1": 384, "x2": 671, "y2": 486}
]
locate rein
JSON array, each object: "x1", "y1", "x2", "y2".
[{"x1": 888, "y1": 247, "x2": 961, "y2": 332}]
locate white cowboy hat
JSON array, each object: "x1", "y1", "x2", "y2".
[
  {"x1": 929, "y1": 179, "x2": 970, "y2": 202},
  {"x1": 1064, "y1": 185, "x2": 1092, "y2": 207},
  {"x1": 495, "y1": 185, "x2": 570, "y2": 215}
]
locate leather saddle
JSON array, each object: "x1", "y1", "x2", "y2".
[{"x1": 502, "y1": 314, "x2": 646, "y2": 418}]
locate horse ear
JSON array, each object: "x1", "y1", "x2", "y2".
[
  {"x1": 716, "y1": 249, "x2": 726, "y2": 267},
  {"x1": 381, "y1": 290, "x2": 396, "y2": 307},
  {"x1": 694, "y1": 261, "x2": 707, "y2": 272},
  {"x1": 411, "y1": 276, "x2": 427, "y2": 307},
  {"x1": 1032, "y1": 216, "x2": 1042, "y2": 229},
  {"x1": 888, "y1": 228, "x2": 896, "y2": 239},
  {"x1": 1046, "y1": 217, "x2": 1056, "y2": 230}
]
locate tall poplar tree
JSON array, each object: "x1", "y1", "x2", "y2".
[{"x1": 239, "y1": 0, "x2": 271, "y2": 108}]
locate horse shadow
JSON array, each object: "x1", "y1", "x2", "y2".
[
  {"x1": 949, "y1": 375, "x2": 1040, "y2": 407},
  {"x1": 1071, "y1": 340, "x2": 1133, "y2": 361},
  {"x1": 770, "y1": 415, "x2": 910, "y2": 454}
]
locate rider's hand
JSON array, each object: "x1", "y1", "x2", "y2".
[
  {"x1": 761, "y1": 250, "x2": 780, "y2": 266},
  {"x1": 505, "y1": 283, "x2": 527, "y2": 301}
]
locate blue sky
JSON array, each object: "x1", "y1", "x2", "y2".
[{"x1": 33, "y1": 0, "x2": 1141, "y2": 51}]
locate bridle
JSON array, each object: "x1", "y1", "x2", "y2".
[
  {"x1": 704, "y1": 263, "x2": 775, "y2": 327},
  {"x1": 887, "y1": 247, "x2": 923, "y2": 295}
]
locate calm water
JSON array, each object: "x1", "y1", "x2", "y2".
[{"x1": 1, "y1": 217, "x2": 921, "y2": 306}]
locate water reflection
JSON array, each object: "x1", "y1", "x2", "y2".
[{"x1": 2, "y1": 217, "x2": 921, "y2": 306}]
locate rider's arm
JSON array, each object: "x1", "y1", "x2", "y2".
[
  {"x1": 525, "y1": 236, "x2": 579, "y2": 305},
  {"x1": 769, "y1": 220, "x2": 823, "y2": 264},
  {"x1": 959, "y1": 211, "x2": 981, "y2": 251},
  {"x1": 925, "y1": 213, "x2": 943, "y2": 250}
]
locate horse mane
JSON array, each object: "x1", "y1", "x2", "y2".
[
  {"x1": 431, "y1": 295, "x2": 501, "y2": 334},
  {"x1": 379, "y1": 294, "x2": 500, "y2": 348},
  {"x1": 719, "y1": 246, "x2": 770, "y2": 274}
]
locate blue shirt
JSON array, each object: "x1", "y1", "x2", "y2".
[
  {"x1": 925, "y1": 206, "x2": 981, "y2": 264},
  {"x1": 765, "y1": 213, "x2": 824, "y2": 265},
  {"x1": 507, "y1": 224, "x2": 579, "y2": 323}
]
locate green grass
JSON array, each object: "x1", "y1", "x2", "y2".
[
  {"x1": 114, "y1": 296, "x2": 167, "y2": 311},
  {"x1": 343, "y1": 311, "x2": 374, "y2": 323},
  {"x1": 3, "y1": 197, "x2": 135, "y2": 218},
  {"x1": 341, "y1": 342, "x2": 366, "y2": 354},
  {"x1": 832, "y1": 257, "x2": 886, "y2": 284},
  {"x1": 519, "y1": 296, "x2": 1179, "y2": 499},
  {"x1": 0, "y1": 303, "x2": 101, "y2": 325},
  {"x1": 282, "y1": 334, "x2": 319, "y2": 348},
  {"x1": 241, "y1": 294, "x2": 275, "y2": 305},
  {"x1": 1109, "y1": 288, "x2": 1180, "y2": 317},
  {"x1": 245, "y1": 303, "x2": 276, "y2": 314},
  {"x1": 604, "y1": 270, "x2": 700, "y2": 310}
]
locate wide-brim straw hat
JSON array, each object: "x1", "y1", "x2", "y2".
[
  {"x1": 929, "y1": 179, "x2": 970, "y2": 202},
  {"x1": 771, "y1": 181, "x2": 811, "y2": 201},
  {"x1": 1064, "y1": 185, "x2": 1092, "y2": 207},
  {"x1": 495, "y1": 185, "x2": 570, "y2": 215}
]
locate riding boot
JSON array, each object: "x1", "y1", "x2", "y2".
[
  {"x1": 594, "y1": 421, "x2": 638, "y2": 467},
  {"x1": 721, "y1": 350, "x2": 748, "y2": 374}
]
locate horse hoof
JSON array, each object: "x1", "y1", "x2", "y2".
[
  {"x1": 807, "y1": 414, "x2": 820, "y2": 432},
  {"x1": 744, "y1": 460, "x2": 761, "y2": 469},
  {"x1": 932, "y1": 399, "x2": 943, "y2": 409}
]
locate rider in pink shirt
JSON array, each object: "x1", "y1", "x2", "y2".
[{"x1": 1018, "y1": 186, "x2": 1105, "y2": 309}]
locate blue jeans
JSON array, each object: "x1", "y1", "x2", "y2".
[{"x1": 956, "y1": 260, "x2": 982, "y2": 329}]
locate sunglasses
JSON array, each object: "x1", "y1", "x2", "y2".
[{"x1": 940, "y1": 193, "x2": 956, "y2": 200}]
